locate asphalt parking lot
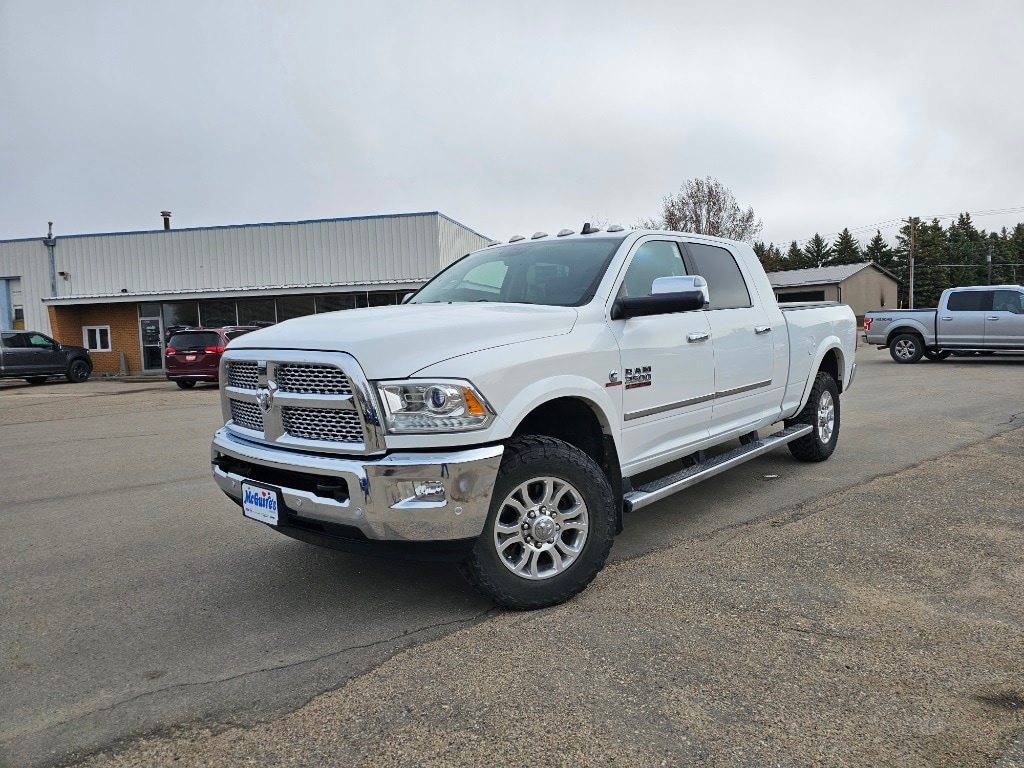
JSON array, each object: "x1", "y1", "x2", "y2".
[{"x1": 2, "y1": 349, "x2": 1023, "y2": 767}]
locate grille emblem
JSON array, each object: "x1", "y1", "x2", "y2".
[{"x1": 256, "y1": 382, "x2": 277, "y2": 414}]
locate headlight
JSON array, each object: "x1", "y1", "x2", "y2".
[{"x1": 375, "y1": 380, "x2": 495, "y2": 433}]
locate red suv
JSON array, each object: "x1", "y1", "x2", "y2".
[{"x1": 165, "y1": 327, "x2": 257, "y2": 389}]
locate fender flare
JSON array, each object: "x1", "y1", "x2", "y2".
[
  {"x1": 795, "y1": 339, "x2": 848, "y2": 411},
  {"x1": 493, "y1": 374, "x2": 622, "y2": 456}
]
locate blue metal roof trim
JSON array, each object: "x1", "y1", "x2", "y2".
[
  {"x1": 0, "y1": 211, "x2": 468, "y2": 243},
  {"x1": 436, "y1": 212, "x2": 491, "y2": 241}
]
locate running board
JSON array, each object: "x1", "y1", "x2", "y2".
[{"x1": 622, "y1": 424, "x2": 813, "y2": 513}]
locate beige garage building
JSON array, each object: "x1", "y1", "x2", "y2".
[{"x1": 767, "y1": 262, "x2": 900, "y2": 323}]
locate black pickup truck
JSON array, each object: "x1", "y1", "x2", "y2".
[{"x1": 0, "y1": 331, "x2": 93, "y2": 384}]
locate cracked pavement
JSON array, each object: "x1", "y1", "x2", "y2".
[{"x1": 2, "y1": 350, "x2": 1023, "y2": 766}]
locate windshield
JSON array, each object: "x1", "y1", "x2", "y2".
[{"x1": 409, "y1": 237, "x2": 626, "y2": 306}]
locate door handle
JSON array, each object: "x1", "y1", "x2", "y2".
[
  {"x1": 987, "y1": 316, "x2": 999, "y2": 321},
  {"x1": 754, "y1": 325, "x2": 772, "y2": 335},
  {"x1": 686, "y1": 332, "x2": 710, "y2": 343},
  {"x1": 940, "y1": 316, "x2": 953, "y2": 321}
]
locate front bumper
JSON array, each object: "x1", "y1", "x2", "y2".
[{"x1": 211, "y1": 427, "x2": 503, "y2": 547}]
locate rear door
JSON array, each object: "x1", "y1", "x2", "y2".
[
  {"x1": 682, "y1": 241, "x2": 776, "y2": 435},
  {"x1": 938, "y1": 290, "x2": 991, "y2": 347},
  {"x1": 1, "y1": 332, "x2": 31, "y2": 374},
  {"x1": 986, "y1": 289, "x2": 1024, "y2": 348}
]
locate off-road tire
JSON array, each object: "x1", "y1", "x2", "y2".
[
  {"x1": 176, "y1": 379, "x2": 197, "y2": 389},
  {"x1": 66, "y1": 359, "x2": 91, "y2": 383},
  {"x1": 458, "y1": 436, "x2": 616, "y2": 610},
  {"x1": 785, "y1": 372, "x2": 840, "y2": 462},
  {"x1": 889, "y1": 333, "x2": 924, "y2": 364},
  {"x1": 923, "y1": 349, "x2": 951, "y2": 361},
  {"x1": 25, "y1": 376, "x2": 48, "y2": 385}
]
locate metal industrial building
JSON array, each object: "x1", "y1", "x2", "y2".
[
  {"x1": 0, "y1": 212, "x2": 489, "y2": 375},
  {"x1": 767, "y1": 262, "x2": 900, "y2": 323}
]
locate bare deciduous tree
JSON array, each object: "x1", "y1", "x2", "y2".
[{"x1": 639, "y1": 177, "x2": 763, "y2": 243}]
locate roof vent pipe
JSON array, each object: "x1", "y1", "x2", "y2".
[{"x1": 161, "y1": 211, "x2": 172, "y2": 230}]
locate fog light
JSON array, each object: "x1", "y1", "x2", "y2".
[
  {"x1": 397, "y1": 480, "x2": 447, "y2": 504},
  {"x1": 413, "y1": 480, "x2": 446, "y2": 502}
]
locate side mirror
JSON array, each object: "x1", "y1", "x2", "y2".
[
  {"x1": 611, "y1": 290, "x2": 707, "y2": 320},
  {"x1": 652, "y1": 275, "x2": 710, "y2": 308},
  {"x1": 401, "y1": 292, "x2": 415, "y2": 305}
]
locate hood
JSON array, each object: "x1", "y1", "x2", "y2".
[{"x1": 228, "y1": 303, "x2": 578, "y2": 378}]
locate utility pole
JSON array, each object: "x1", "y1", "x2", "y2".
[
  {"x1": 987, "y1": 243, "x2": 993, "y2": 285},
  {"x1": 905, "y1": 216, "x2": 919, "y2": 309}
]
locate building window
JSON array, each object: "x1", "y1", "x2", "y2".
[{"x1": 83, "y1": 326, "x2": 112, "y2": 352}]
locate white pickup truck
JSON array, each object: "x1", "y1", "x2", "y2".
[{"x1": 211, "y1": 227, "x2": 857, "y2": 608}]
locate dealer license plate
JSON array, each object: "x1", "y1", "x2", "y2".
[
  {"x1": 242, "y1": 482, "x2": 280, "y2": 526},
  {"x1": 185, "y1": 354, "x2": 197, "y2": 362}
]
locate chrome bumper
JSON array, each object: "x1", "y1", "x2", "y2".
[
  {"x1": 847, "y1": 361, "x2": 857, "y2": 390},
  {"x1": 211, "y1": 427, "x2": 503, "y2": 542}
]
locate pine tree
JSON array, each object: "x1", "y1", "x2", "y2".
[
  {"x1": 831, "y1": 228, "x2": 862, "y2": 265},
  {"x1": 946, "y1": 213, "x2": 986, "y2": 287},
  {"x1": 801, "y1": 233, "x2": 833, "y2": 269},
  {"x1": 752, "y1": 241, "x2": 783, "y2": 272},
  {"x1": 785, "y1": 241, "x2": 805, "y2": 270},
  {"x1": 864, "y1": 230, "x2": 896, "y2": 273}
]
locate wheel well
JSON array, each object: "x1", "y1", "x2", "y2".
[
  {"x1": 886, "y1": 327, "x2": 923, "y2": 347},
  {"x1": 818, "y1": 348, "x2": 841, "y2": 392},
  {"x1": 512, "y1": 397, "x2": 623, "y2": 531},
  {"x1": 513, "y1": 397, "x2": 606, "y2": 466}
]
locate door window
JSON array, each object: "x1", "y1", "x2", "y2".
[
  {"x1": 684, "y1": 243, "x2": 752, "y2": 310},
  {"x1": 992, "y1": 290, "x2": 1024, "y2": 314},
  {"x1": 2, "y1": 332, "x2": 26, "y2": 348},
  {"x1": 26, "y1": 333, "x2": 57, "y2": 350},
  {"x1": 946, "y1": 291, "x2": 991, "y2": 311},
  {"x1": 619, "y1": 241, "x2": 688, "y2": 298}
]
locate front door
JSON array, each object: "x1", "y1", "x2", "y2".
[
  {"x1": 986, "y1": 289, "x2": 1024, "y2": 347},
  {"x1": 139, "y1": 316, "x2": 165, "y2": 372},
  {"x1": 608, "y1": 238, "x2": 715, "y2": 471}
]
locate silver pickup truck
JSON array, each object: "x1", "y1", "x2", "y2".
[{"x1": 863, "y1": 285, "x2": 1024, "y2": 363}]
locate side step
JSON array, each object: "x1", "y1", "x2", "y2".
[{"x1": 622, "y1": 424, "x2": 813, "y2": 513}]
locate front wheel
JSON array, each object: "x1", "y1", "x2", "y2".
[
  {"x1": 786, "y1": 372, "x2": 840, "y2": 462},
  {"x1": 458, "y1": 436, "x2": 616, "y2": 610},
  {"x1": 66, "y1": 359, "x2": 91, "y2": 383},
  {"x1": 889, "y1": 333, "x2": 924, "y2": 364},
  {"x1": 923, "y1": 349, "x2": 951, "y2": 361}
]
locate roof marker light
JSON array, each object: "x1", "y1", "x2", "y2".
[
  {"x1": 508, "y1": 234, "x2": 526, "y2": 242},
  {"x1": 607, "y1": 224, "x2": 624, "y2": 232},
  {"x1": 486, "y1": 240, "x2": 502, "y2": 247},
  {"x1": 557, "y1": 229, "x2": 574, "y2": 237},
  {"x1": 531, "y1": 231, "x2": 548, "y2": 239}
]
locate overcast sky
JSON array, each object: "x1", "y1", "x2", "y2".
[{"x1": 2, "y1": 0, "x2": 1022, "y2": 250}]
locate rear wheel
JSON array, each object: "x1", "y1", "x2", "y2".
[
  {"x1": 889, "y1": 333, "x2": 924, "y2": 364},
  {"x1": 66, "y1": 359, "x2": 91, "y2": 383},
  {"x1": 459, "y1": 436, "x2": 616, "y2": 610},
  {"x1": 175, "y1": 379, "x2": 197, "y2": 389},
  {"x1": 25, "y1": 376, "x2": 48, "y2": 385},
  {"x1": 786, "y1": 372, "x2": 840, "y2": 462},
  {"x1": 923, "y1": 349, "x2": 951, "y2": 361}
]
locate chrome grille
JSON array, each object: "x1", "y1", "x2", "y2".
[
  {"x1": 276, "y1": 363, "x2": 352, "y2": 395},
  {"x1": 230, "y1": 399, "x2": 264, "y2": 431},
  {"x1": 282, "y1": 406, "x2": 363, "y2": 443},
  {"x1": 228, "y1": 362, "x2": 259, "y2": 390}
]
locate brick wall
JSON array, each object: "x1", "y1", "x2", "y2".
[{"x1": 48, "y1": 303, "x2": 144, "y2": 375}]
